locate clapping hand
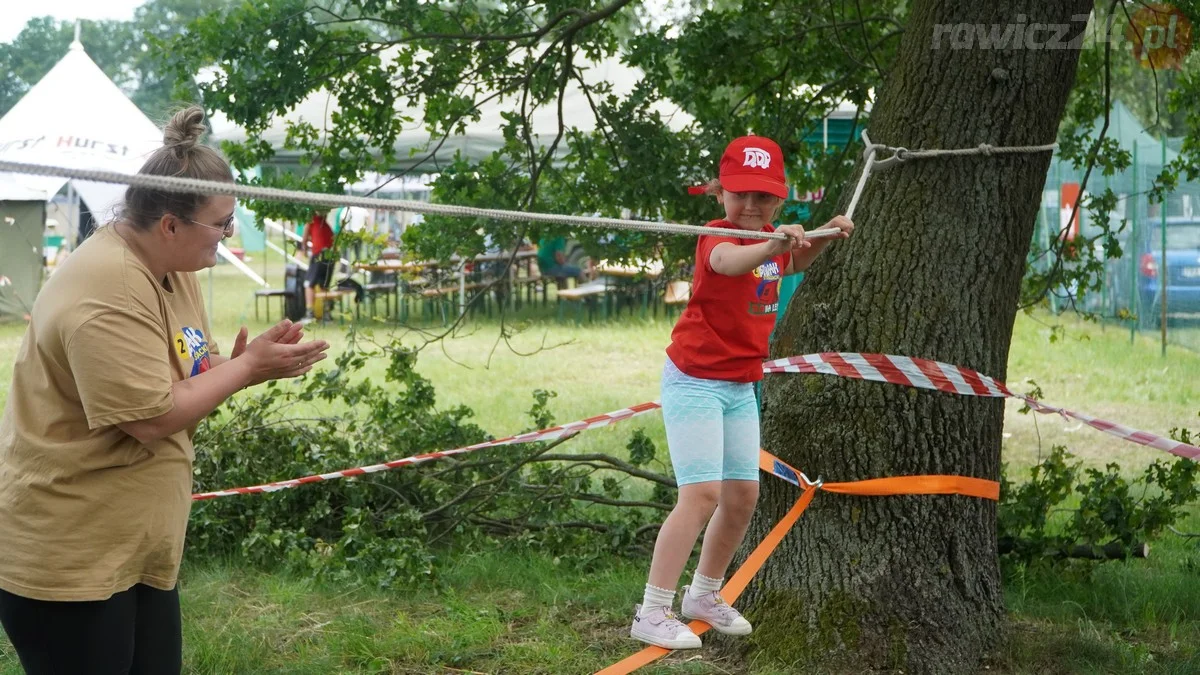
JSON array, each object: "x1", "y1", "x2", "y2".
[{"x1": 233, "y1": 320, "x2": 330, "y2": 386}]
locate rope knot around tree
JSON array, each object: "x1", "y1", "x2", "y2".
[{"x1": 846, "y1": 129, "x2": 1058, "y2": 220}]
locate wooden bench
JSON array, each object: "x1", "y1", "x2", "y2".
[
  {"x1": 418, "y1": 281, "x2": 489, "y2": 300},
  {"x1": 513, "y1": 274, "x2": 576, "y2": 309},
  {"x1": 312, "y1": 288, "x2": 357, "y2": 323},
  {"x1": 661, "y1": 280, "x2": 691, "y2": 318},
  {"x1": 510, "y1": 275, "x2": 545, "y2": 308},
  {"x1": 362, "y1": 281, "x2": 396, "y2": 319},
  {"x1": 556, "y1": 283, "x2": 611, "y2": 324},
  {"x1": 418, "y1": 282, "x2": 492, "y2": 324},
  {"x1": 253, "y1": 288, "x2": 291, "y2": 321}
]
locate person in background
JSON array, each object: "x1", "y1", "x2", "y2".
[
  {"x1": 536, "y1": 236, "x2": 590, "y2": 284},
  {"x1": 300, "y1": 209, "x2": 335, "y2": 320}
]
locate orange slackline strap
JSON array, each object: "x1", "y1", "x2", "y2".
[
  {"x1": 823, "y1": 475, "x2": 999, "y2": 501},
  {"x1": 765, "y1": 452, "x2": 1000, "y2": 501},
  {"x1": 595, "y1": 489, "x2": 817, "y2": 675},
  {"x1": 594, "y1": 451, "x2": 999, "y2": 675}
]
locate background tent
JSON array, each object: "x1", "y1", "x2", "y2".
[
  {"x1": 0, "y1": 37, "x2": 267, "y2": 288},
  {"x1": 0, "y1": 193, "x2": 46, "y2": 321},
  {"x1": 208, "y1": 56, "x2": 694, "y2": 173},
  {"x1": 0, "y1": 39, "x2": 161, "y2": 221}
]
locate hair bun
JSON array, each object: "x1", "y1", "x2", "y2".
[{"x1": 162, "y1": 105, "x2": 207, "y2": 158}]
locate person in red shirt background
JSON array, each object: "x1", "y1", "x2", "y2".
[
  {"x1": 630, "y1": 136, "x2": 854, "y2": 649},
  {"x1": 300, "y1": 210, "x2": 335, "y2": 320}
]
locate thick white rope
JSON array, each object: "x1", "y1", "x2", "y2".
[
  {"x1": 2, "y1": 131, "x2": 1056, "y2": 244},
  {"x1": 845, "y1": 141, "x2": 878, "y2": 221},
  {"x1": 0, "y1": 159, "x2": 825, "y2": 242}
]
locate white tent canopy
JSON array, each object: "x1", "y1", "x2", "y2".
[
  {"x1": 209, "y1": 56, "x2": 695, "y2": 170},
  {"x1": 0, "y1": 40, "x2": 161, "y2": 214},
  {"x1": 0, "y1": 40, "x2": 267, "y2": 287},
  {"x1": 0, "y1": 182, "x2": 50, "y2": 202}
]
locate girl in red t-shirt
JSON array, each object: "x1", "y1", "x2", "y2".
[{"x1": 631, "y1": 136, "x2": 853, "y2": 649}]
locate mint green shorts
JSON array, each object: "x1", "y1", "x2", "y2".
[{"x1": 661, "y1": 358, "x2": 760, "y2": 486}]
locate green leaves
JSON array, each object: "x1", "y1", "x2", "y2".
[
  {"x1": 189, "y1": 333, "x2": 669, "y2": 586},
  {"x1": 625, "y1": 427, "x2": 656, "y2": 467},
  {"x1": 998, "y1": 445, "x2": 1199, "y2": 566},
  {"x1": 156, "y1": 0, "x2": 903, "y2": 263},
  {"x1": 526, "y1": 388, "x2": 558, "y2": 431},
  {"x1": 9, "y1": 0, "x2": 1200, "y2": 319}
]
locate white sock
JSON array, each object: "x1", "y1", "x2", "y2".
[
  {"x1": 688, "y1": 571, "x2": 723, "y2": 598},
  {"x1": 641, "y1": 583, "x2": 675, "y2": 613}
]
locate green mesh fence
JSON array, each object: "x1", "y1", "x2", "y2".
[{"x1": 1035, "y1": 125, "x2": 1200, "y2": 355}]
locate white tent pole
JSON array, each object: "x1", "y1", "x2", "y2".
[
  {"x1": 66, "y1": 182, "x2": 77, "y2": 250},
  {"x1": 217, "y1": 243, "x2": 267, "y2": 287},
  {"x1": 265, "y1": 238, "x2": 308, "y2": 270},
  {"x1": 458, "y1": 263, "x2": 466, "y2": 315},
  {"x1": 260, "y1": 217, "x2": 268, "y2": 280},
  {"x1": 264, "y1": 219, "x2": 303, "y2": 243}
]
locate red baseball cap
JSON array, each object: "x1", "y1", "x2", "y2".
[{"x1": 718, "y1": 135, "x2": 788, "y2": 199}]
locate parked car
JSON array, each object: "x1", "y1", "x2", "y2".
[{"x1": 1136, "y1": 217, "x2": 1200, "y2": 326}]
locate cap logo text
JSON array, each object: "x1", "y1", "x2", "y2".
[{"x1": 742, "y1": 147, "x2": 772, "y2": 169}]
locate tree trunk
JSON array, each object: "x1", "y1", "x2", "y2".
[{"x1": 743, "y1": 1, "x2": 1093, "y2": 672}]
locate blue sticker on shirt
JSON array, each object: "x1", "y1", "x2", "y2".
[{"x1": 174, "y1": 326, "x2": 212, "y2": 377}]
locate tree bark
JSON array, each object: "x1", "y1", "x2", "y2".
[{"x1": 742, "y1": 1, "x2": 1094, "y2": 672}]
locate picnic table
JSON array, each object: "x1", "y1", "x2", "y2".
[
  {"x1": 594, "y1": 259, "x2": 665, "y2": 279},
  {"x1": 555, "y1": 259, "x2": 668, "y2": 323},
  {"x1": 353, "y1": 250, "x2": 539, "y2": 323}
]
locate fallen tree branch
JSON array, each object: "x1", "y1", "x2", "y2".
[
  {"x1": 999, "y1": 537, "x2": 1149, "y2": 560},
  {"x1": 1168, "y1": 526, "x2": 1200, "y2": 540},
  {"x1": 420, "y1": 434, "x2": 576, "y2": 521},
  {"x1": 471, "y1": 515, "x2": 611, "y2": 533},
  {"x1": 1067, "y1": 542, "x2": 1149, "y2": 560},
  {"x1": 533, "y1": 453, "x2": 676, "y2": 488},
  {"x1": 519, "y1": 484, "x2": 672, "y2": 511}
]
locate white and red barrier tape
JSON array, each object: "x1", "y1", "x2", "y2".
[
  {"x1": 194, "y1": 353, "x2": 1196, "y2": 500},
  {"x1": 763, "y1": 352, "x2": 1200, "y2": 461},
  {"x1": 192, "y1": 401, "x2": 663, "y2": 500}
]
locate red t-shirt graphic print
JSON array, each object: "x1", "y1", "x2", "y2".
[{"x1": 666, "y1": 220, "x2": 791, "y2": 383}]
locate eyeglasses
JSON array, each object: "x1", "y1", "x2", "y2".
[{"x1": 182, "y1": 213, "x2": 236, "y2": 237}]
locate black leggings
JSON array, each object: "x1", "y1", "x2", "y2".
[{"x1": 0, "y1": 584, "x2": 181, "y2": 675}]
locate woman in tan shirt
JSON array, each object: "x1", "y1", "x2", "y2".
[{"x1": 0, "y1": 106, "x2": 329, "y2": 674}]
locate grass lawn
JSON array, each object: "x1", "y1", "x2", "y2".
[{"x1": 0, "y1": 256, "x2": 1197, "y2": 673}]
